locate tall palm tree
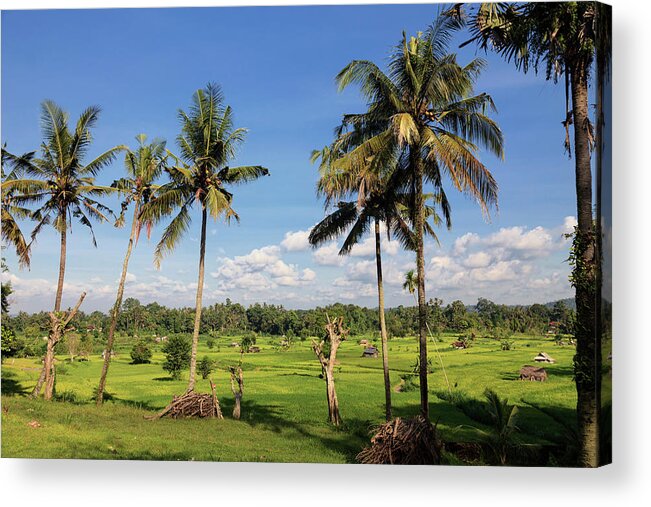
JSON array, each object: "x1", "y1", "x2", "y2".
[
  {"x1": 310, "y1": 145, "x2": 440, "y2": 422},
  {"x1": 449, "y1": 1, "x2": 607, "y2": 467},
  {"x1": 334, "y1": 17, "x2": 503, "y2": 419},
  {"x1": 96, "y1": 134, "x2": 167, "y2": 405},
  {"x1": 4, "y1": 100, "x2": 124, "y2": 399},
  {"x1": 141, "y1": 84, "x2": 269, "y2": 392}
]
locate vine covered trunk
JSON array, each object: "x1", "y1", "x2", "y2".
[{"x1": 571, "y1": 66, "x2": 599, "y2": 468}]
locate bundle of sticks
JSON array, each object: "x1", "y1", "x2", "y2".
[
  {"x1": 356, "y1": 416, "x2": 441, "y2": 465},
  {"x1": 147, "y1": 381, "x2": 224, "y2": 420}
]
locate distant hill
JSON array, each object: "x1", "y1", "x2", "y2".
[
  {"x1": 543, "y1": 298, "x2": 576, "y2": 311},
  {"x1": 465, "y1": 297, "x2": 576, "y2": 313}
]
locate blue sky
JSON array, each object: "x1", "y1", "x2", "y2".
[{"x1": 1, "y1": 4, "x2": 582, "y2": 313}]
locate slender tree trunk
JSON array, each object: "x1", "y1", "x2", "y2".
[
  {"x1": 413, "y1": 153, "x2": 429, "y2": 419},
  {"x1": 96, "y1": 201, "x2": 140, "y2": 405},
  {"x1": 31, "y1": 212, "x2": 67, "y2": 399},
  {"x1": 374, "y1": 219, "x2": 392, "y2": 421},
  {"x1": 54, "y1": 214, "x2": 67, "y2": 313},
  {"x1": 187, "y1": 206, "x2": 207, "y2": 392},
  {"x1": 571, "y1": 66, "x2": 599, "y2": 467}
]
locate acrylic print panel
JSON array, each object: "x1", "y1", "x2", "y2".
[{"x1": 0, "y1": 2, "x2": 611, "y2": 467}]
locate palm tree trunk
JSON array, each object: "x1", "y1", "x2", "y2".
[
  {"x1": 31, "y1": 212, "x2": 67, "y2": 399},
  {"x1": 413, "y1": 153, "x2": 429, "y2": 419},
  {"x1": 96, "y1": 201, "x2": 140, "y2": 405},
  {"x1": 374, "y1": 218, "x2": 392, "y2": 421},
  {"x1": 571, "y1": 65, "x2": 599, "y2": 467},
  {"x1": 187, "y1": 206, "x2": 207, "y2": 392}
]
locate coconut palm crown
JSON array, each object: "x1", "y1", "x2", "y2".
[
  {"x1": 141, "y1": 83, "x2": 269, "y2": 391},
  {"x1": 96, "y1": 134, "x2": 168, "y2": 405},
  {"x1": 331, "y1": 15, "x2": 504, "y2": 418}
]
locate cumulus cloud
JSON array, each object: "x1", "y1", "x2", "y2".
[
  {"x1": 280, "y1": 229, "x2": 311, "y2": 252},
  {"x1": 453, "y1": 232, "x2": 480, "y2": 255},
  {"x1": 313, "y1": 243, "x2": 345, "y2": 266},
  {"x1": 211, "y1": 244, "x2": 316, "y2": 291}
]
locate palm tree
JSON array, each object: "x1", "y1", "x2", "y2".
[
  {"x1": 141, "y1": 84, "x2": 269, "y2": 392},
  {"x1": 334, "y1": 17, "x2": 503, "y2": 419},
  {"x1": 96, "y1": 134, "x2": 167, "y2": 405},
  {"x1": 449, "y1": 1, "x2": 607, "y2": 467},
  {"x1": 402, "y1": 269, "x2": 418, "y2": 295},
  {"x1": 310, "y1": 134, "x2": 442, "y2": 422},
  {"x1": 4, "y1": 100, "x2": 124, "y2": 399},
  {"x1": 1, "y1": 147, "x2": 39, "y2": 268}
]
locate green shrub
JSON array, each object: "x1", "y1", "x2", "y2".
[
  {"x1": 206, "y1": 338, "x2": 215, "y2": 349},
  {"x1": 500, "y1": 340, "x2": 515, "y2": 351},
  {"x1": 198, "y1": 355, "x2": 214, "y2": 379},
  {"x1": 130, "y1": 339, "x2": 152, "y2": 364},
  {"x1": 1, "y1": 326, "x2": 21, "y2": 359},
  {"x1": 399, "y1": 373, "x2": 419, "y2": 392},
  {"x1": 162, "y1": 335, "x2": 191, "y2": 380}
]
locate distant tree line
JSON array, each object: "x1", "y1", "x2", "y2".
[{"x1": 2, "y1": 296, "x2": 575, "y2": 357}]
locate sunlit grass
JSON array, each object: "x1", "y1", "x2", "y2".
[{"x1": 1, "y1": 332, "x2": 586, "y2": 462}]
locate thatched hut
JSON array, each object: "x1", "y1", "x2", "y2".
[
  {"x1": 533, "y1": 352, "x2": 555, "y2": 363},
  {"x1": 362, "y1": 346, "x2": 379, "y2": 358},
  {"x1": 519, "y1": 365, "x2": 548, "y2": 381}
]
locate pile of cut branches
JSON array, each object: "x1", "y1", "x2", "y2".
[
  {"x1": 356, "y1": 416, "x2": 441, "y2": 465},
  {"x1": 147, "y1": 381, "x2": 223, "y2": 420}
]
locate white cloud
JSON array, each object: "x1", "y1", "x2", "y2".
[
  {"x1": 280, "y1": 229, "x2": 311, "y2": 252},
  {"x1": 211, "y1": 244, "x2": 316, "y2": 291},
  {"x1": 484, "y1": 226, "x2": 553, "y2": 257},
  {"x1": 313, "y1": 243, "x2": 345, "y2": 266},
  {"x1": 453, "y1": 232, "x2": 480, "y2": 255},
  {"x1": 463, "y1": 251, "x2": 492, "y2": 268}
]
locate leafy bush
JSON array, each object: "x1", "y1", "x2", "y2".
[
  {"x1": 206, "y1": 338, "x2": 215, "y2": 349},
  {"x1": 130, "y1": 339, "x2": 152, "y2": 364},
  {"x1": 241, "y1": 334, "x2": 257, "y2": 353},
  {"x1": 500, "y1": 340, "x2": 515, "y2": 351},
  {"x1": 1, "y1": 326, "x2": 21, "y2": 359},
  {"x1": 399, "y1": 373, "x2": 419, "y2": 392},
  {"x1": 162, "y1": 335, "x2": 191, "y2": 380},
  {"x1": 198, "y1": 355, "x2": 214, "y2": 379}
]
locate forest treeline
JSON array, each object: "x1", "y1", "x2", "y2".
[{"x1": 3, "y1": 296, "x2": 575, "y2": 345}]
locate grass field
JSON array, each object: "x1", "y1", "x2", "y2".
[{"x1": 1, "y1": 332, "x2": 601, "y2": 463}]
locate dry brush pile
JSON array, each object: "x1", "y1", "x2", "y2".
[{"x1": 356, "y1": 416, "x2": 442, "y2": 465}]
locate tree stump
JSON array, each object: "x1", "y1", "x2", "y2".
[
  {"x1": 30, "y1": 292, "x2": 86, "y2": 400},
  {"x1": 312, "y1": 315, "x2": 348, "y2": 426},
  {"x1": 229, "y1": 366, "x2": 244, "y2": 420}
]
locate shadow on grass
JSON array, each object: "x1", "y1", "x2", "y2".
[
  {"x1": 277, "y1": 372, "x2": 319, "y2": 379},
  {"x1": 208, "y1": 397, "x2": 370, "y2": 463},
  {"x1": 1, "y1": 370, "x2": 28, "y2": 396},
  {"x1": 152, "y1": 377, "x2": 175, "y2": 382},
  {"x1": 109, "y1": 396, "x2": 160, "y2": 412}
]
